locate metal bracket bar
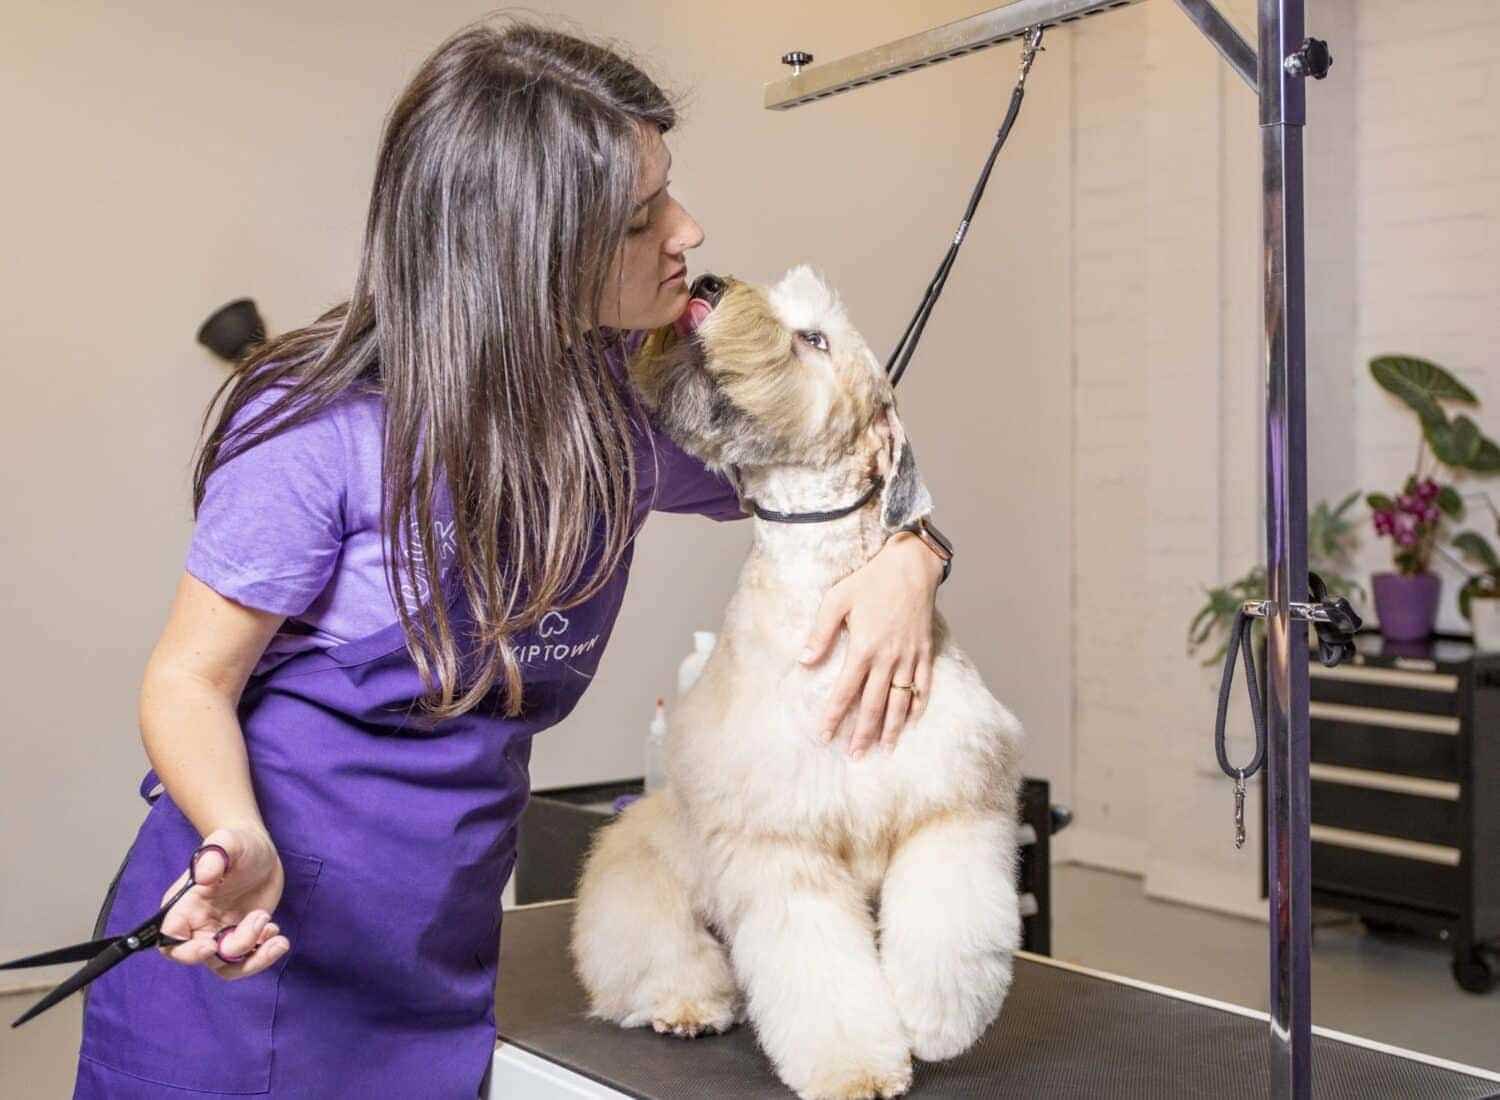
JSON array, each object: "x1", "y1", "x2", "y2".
[
  {"x1": 1241, "y1": 600, "x2": 1333, "y2": 623},
  {"x1": 1173, "y1": 0, "x2": 1258, "y2": 90},
  {"x1": 763, "y1": 0, "x2": 1145, "y2": 111}
]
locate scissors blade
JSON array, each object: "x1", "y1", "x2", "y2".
[
  {"x1": 0, "y1": 937, "x2": 120, "y2": 971},
  {"x1": 10, "y1": 940, "x2": 131, "y2": 1028}
]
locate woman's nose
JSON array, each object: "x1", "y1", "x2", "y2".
[{"x1": 667, "y1": 201, "x2": 705, "y2": 253}]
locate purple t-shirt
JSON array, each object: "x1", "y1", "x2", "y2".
[{"x1": 186, "y1": 336, "x2": 744, "y2": 675}]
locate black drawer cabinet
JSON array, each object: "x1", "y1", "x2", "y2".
[
  {"x1": 515, "y1": 776, "x2": 1063, "y2": 956},
  {"x1": 1266, "y1": 632, "x2": 1500, "y2": 993}
]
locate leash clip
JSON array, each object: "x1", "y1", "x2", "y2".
[{"x1": 1018, "y1": 26, "x2": 1046, "y2": 84}]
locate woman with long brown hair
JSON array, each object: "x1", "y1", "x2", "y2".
[{"x1": 72, "y1": 19, "x2": 949, "y2": 1098}]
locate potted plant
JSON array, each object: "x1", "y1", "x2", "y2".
[
  {"x1": 1365, "y1": 356, "x2": 1500, "y2": 641},
  {"x1": 1450, "y1": 530, "x2": 1500, "y2": 650},
  {"x1": 1187, "y1": 492, "x2": 1364, "y2": 664}
]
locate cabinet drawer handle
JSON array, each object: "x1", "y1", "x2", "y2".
[
  {"x1": 1309, "y1": 665, "x2": 1456, "y2": 692},
  {"x1": 1308, "y1": 763, "x2": 1460, "y2": 801},
  {"x1": 1310, "y1": 701, "x2": 1459, "y2": 735},
  {"x1": 1310, "y1": 824, "x2": 1461, "y2": 866}
]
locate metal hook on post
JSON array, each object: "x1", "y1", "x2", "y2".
[
  {"x1": 1283, "y1": 37, "x2": 1333, "y2": 80},
  {"x1": 1018, "y1": 26, "x2": 1046, "y2": 84}
]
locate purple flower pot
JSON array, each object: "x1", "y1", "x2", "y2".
[{"x1": 1372, "y1": 571, "x2": 1441, "y2": 641}]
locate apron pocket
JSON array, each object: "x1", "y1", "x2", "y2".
[{"x1": 81, "y1": 848, "x2": 323, "y2": 1095}]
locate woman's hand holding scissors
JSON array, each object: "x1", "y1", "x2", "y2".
[{"x1": 157, "y1": 825, "x2": 289, "y2": 980}]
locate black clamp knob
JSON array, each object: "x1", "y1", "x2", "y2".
[
  {"x1": 1284, "y1": 37, "x2": 1333, "y2": 80},
  {"x1": 781, "y1": 50, "x2": 814, "y2": 76},
  {"x1": 1308, "y1": 571, "x2": 1361, "y2": 668}
]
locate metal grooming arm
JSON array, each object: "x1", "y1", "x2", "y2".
[{"x1": 763, "y1": 2, "x2": 1331, "y2": 1097}]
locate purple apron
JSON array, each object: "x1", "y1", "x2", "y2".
[{"x1": 74, "y1": 507, "x2": 647, "y2": 1098}]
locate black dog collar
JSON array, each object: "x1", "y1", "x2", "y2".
[{"x1": 742, "y1": 475, "x2": 884, "y2": 524}]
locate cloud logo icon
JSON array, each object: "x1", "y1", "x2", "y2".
[{"x1": 539, "y1": 611, "x2": 570, "y2": 639}]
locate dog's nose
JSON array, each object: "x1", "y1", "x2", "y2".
[{"x1": 689, "y1": 274, "x2": 726, "y2": 308}]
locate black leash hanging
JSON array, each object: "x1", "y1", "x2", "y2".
[
  {"x1": 1214, "y1": 609, "x2": 1267, "y2": 850},
  {"x1": 1212, "y1": 573, "x2": 1362, "y2": 850},
  {"x1": 887, "y1": 27, "x2": 1047, "y2": 387}
]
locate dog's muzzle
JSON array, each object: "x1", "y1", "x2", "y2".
[
  {"x1": 675, "y1": 273, "x2": 726, "y2": 339},
  {"x1": 689, "y1": 273, "x2": 726, "y2": 308}
]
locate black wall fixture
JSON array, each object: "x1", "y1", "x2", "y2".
[{"x1": 197, "y1": 298, "x2": 266, "y2": 362}]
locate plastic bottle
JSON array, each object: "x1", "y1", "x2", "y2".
[
  {"x1": 644, "y1": 697, "x2": 668, "y2": 794},
  {"x1": 677, "y1": 630, "x2": 717, "y2": 697}
]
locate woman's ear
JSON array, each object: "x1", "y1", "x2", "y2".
[{"x1": 875, "y1": 404, "x2": 933, "y2": 531}]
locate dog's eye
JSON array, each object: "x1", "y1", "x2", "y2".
[{"x1": 797, "y1": 330, "x2": 829, "y2": 353}]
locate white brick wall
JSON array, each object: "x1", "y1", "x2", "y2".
[
  {"x1": 1069, "y1": 2, "x2": 1153, "y2": 872},
  {"x1": 1353, "y1": 0, "x2": 1500, "y2": 632},
  {"x1": 1065, "y1": 0, "x2": 1499, "y2": 915}
]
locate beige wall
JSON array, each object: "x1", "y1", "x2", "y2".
[{"x1": 0, "y1": 1, "x2": 1076, "y2": 989}]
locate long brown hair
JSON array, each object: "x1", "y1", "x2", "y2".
[{"x1": 193, "y1": 19, "x2": 677, "y2": 718}]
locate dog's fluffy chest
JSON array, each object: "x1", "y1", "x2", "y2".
[{"x1": 664, "y1": 547, "x2": 1020, "y2": 853}]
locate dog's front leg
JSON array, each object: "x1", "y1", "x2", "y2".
[
  {"x1": 715, "y1": 840, "x2": 912, "y2": 1100},
  {"x1": 878, "y1": 811, "x2": 1021, "y2": 1061}
]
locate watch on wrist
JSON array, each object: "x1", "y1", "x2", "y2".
[{"x1": 899, "y1": 516, "x2": 953, "y2": 585}]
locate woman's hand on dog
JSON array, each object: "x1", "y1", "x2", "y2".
[{"x1": 799, "y1": 531, "x2": 942, "y2": 758}]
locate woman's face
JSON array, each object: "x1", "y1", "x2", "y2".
[{"x1": 595, "y1": 124, "x2": 704, "y2": 332}]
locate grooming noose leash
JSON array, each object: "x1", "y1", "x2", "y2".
[
  {"x1": 886, "y1": 27, "x2": 1047, "y2": 387},
  {"x1": 787, "y1": 30, "x2": 1360, "y2": 849}
]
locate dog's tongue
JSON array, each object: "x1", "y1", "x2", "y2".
[{"x1": 674, "y1": 297, "x2": 713, "y2": 339}]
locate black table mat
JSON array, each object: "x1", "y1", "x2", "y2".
[{"x1": 495, "y1": 901, "x2": 1499, "y2": 1099}]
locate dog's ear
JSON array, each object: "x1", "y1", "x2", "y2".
[{"x1": 874, "y1": 404, "x2": 933, "y2": 531}]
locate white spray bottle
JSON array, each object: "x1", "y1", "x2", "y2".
[
  {"x1": 644, "y1": 633, "x2": 716, "y2": 795},
  {"x1": 644, "y1": 697, "x2": 668, "y2": 794},
  {"x1": 677, "y1": 631, "x2": 717, "y2": 696}
]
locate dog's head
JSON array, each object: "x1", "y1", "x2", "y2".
[{"x1": 630, "y1": 265, "x2": 932, "y2": 530}]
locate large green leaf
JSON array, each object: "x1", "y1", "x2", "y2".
[
  {"x1": 1430, "y1": 415, "x2": 1500, "y2": 472},
  {"x1": 1437, "y1": 486, "x2": 1464, "y2": 519},
  {"x1": 1409, "y1": 392, "x2": 1451, "y2": 433},
  {"x1": 1468, "y1": 437, "x2": 1500, "y2": 473},
  {"x1": 1370, "y1": 355, "x2": 1477, "y2": 406},
  {"x1": 1452, "y1": 530, "x2": 1500, "y2": 571}
]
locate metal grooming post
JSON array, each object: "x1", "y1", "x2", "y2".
[{"x1": 765, "y1": 2, "x2": 1328, "y2": 1097}]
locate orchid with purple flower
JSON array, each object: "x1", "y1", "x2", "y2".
[
  {"x1": 1366, "y1": 355, "x2": 1500, "y2": 576},
  {"x1": 1367, "y1": 476, "x2": 1459, "y2": 574}
]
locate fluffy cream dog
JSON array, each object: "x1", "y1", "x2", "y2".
[{"x1": 570, "y1": 267, "x2": 1024, "y2": 1100}]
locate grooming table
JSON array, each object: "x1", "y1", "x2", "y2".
[{"x1": 489, "y1": 900, "x2": 1500, "y2": 1099}]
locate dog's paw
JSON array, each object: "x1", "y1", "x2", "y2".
[
  {"x1": 797, "y1": 1057, "x2": 913, "y2": 1100},
  {"x1": 902, "y1": 1013, "x2": 980, "y2": 1063},
  {"x1": 644, "y1": 995, "x2": 737, "y2": 1039},
  {"x1": 893, "y1": 965, "x2": 1005, "y2": 1061},
  {"x1": 885, "y1": 947, "x2": 1011, "y2": 1061}
]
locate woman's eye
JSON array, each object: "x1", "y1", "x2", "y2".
[
  {"x1": 797, "y1": 330, "x2": 829, "y2": 352},
  {"x1": 627, "y1": 218, "x2": 650, "y2": 235}
]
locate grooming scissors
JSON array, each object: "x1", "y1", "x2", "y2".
[{"x1": 2, "y1": 842, "x2": 249, "y2": 1027}]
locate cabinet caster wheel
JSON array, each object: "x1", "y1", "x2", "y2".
[{"x1": 1452, "y1": 948, "x2": 1494, "y2": 994}]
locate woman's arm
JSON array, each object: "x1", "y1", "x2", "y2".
[
  {"x1": 799, "y1": 531, "x2": 945, "y2": 758},
  {"x1": 141, "y1": 573, "x2": 283, "y2": 838},
  {"x1": 138, "y1": 572, "x2": 291, "y2": 979}
]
